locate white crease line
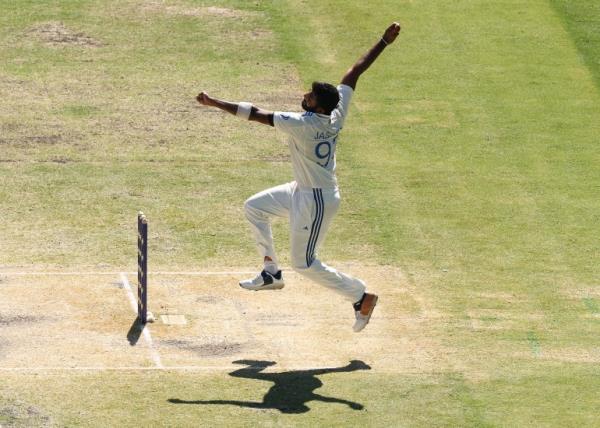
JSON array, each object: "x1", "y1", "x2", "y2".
[
  {"x1": 120, "y1": 272, "x2": 163, "y2": 368},
  {"x1": 0, "y1": 272, "x2": 136, "y2": 276},
  {"x1": 0, "y1": 366, "x2": 237, "y2": 372},
  {"x1": 146, "y1": 271, "x2": 261, "y2": 275},
  {"x1": 0, "y1": 270, "x2": 267, "y2": 276},
  {"x1": 0, "y1": 365, "x2": 400, "y2": 373}
]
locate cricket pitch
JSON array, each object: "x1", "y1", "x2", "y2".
[{"x1": 0, "y1": 266, "x2": 448, "y2": 373}]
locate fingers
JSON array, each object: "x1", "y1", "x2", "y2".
[
  {"x1": 382, "y1": 21, "x2": 401, "y2": 44},
  {"x1": 387, "y1": 22, "x2": 401, "y2": 35},
  {"x1": 196, "y1": 91, "x2": 208, "y2": 105}
]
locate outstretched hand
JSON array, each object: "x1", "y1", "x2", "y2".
[
  {"x1": 382, "y1": 22, "x2": 401, "y2": 44},
  {"x1": 196, "y1": 91, "x2": 212, "y2": 106}
]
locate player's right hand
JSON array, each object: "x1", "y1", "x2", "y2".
[
  {"x1": 196, "y1": 91, "x2": 211, "y2": 106},
  {"x1": 382, "y1": 22, "x2": 401, "y2": 44}
]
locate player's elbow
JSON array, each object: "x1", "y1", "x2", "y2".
[
  {"x1": 346, "y1": 65, "x2": 358, "y2": 75},
  {"x1": 249, "y1": 108, "x2": 275, "y2": 126}
]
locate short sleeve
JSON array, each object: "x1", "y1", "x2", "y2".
[
  {"x1": 331, "y1": 84, "x2": 354, "y2": 128},
  {"x1": 273, "y1": 112, "x2": 306, "y2": 139}
]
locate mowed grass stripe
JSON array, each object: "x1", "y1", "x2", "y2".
[
  {"x1": 271, "y1": 0, "x2": 600, "y2": 425},
  {"x1": 550, "y1": 0, "x2": 600, "y2": 90},
  {"x1": 1, "y1": 1, "x2": 600, "y2": 427},
  {"x1": 277, "y1": 0, "x2": 600, "y2": 308}
]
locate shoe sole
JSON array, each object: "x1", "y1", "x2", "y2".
[
  {"x1": 239, "y1": 283, "x2": 285, "y2": 291},
  {"x1": 353, "y1": 295, "x2": 378, "y2": 332}
]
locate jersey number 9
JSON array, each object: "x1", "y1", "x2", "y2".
[{"x1": 315, "y1": 140, "x2": 334, "y2": 168}]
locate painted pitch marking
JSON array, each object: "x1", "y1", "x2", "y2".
[
  {"x1": 0, "y1": 270, "x2": 262, "y2": 277},
  {"x1": 120, "y1": 273, "x2": 163, "y2": 368}
]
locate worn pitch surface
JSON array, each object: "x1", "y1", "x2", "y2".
[{"x1": 0, "y1": 266, "x2": 447, "y2": 372}]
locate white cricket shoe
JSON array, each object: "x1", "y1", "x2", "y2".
[
  {"x1": 239, "y1": 270, "x2": 285, "y2": 291},
  {"x1": 353, "y1": 293, "x2": 378, "y2": 332}
]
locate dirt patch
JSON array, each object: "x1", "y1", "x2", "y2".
[
  {"x1": 142, "y1": 2, "x2": 261, "y2": 19},
  {"x1": 0, "y1": 268, "x2": 450, "y2": 373},
  {"x1": 257, "y1": 153, "x2": 291, "y2": 163},
  {"x1": 0, "y1": 77, "x2": 26, "y2": 88},
  {"x1": 513, "y1": 346, "x2": 600, "y2": 363},
  {"x1": 0, "y1": 397, "x2": 52, "y2": 427},
  {"x1": 474, "y1": 291, "x2": 521, "y2": 302},
  {"x1": 541, "y1": 347, "x2": 600, "y2": 363},
  {"x1": 253, "y1": 312, "x2": 299, "y2": 327},
  {"x1": 162, "y1": 338, "x2": 243, "y2": 357},
  {"x1": 27, "y1": 22, "x2": 103, "y2": 47},
  {"x1": 561, "y1": 283, "x2": 600, "y2": 299},
  {"x1": 195, "y1": 295, "x2": 218, "y2": 304},
  {"x1": 1, "y1": 135, "x2": 62, "y2": 147},
  {"x1": 0, "y1": 314, "x2": 45, "y2": 327},
  {"x1": 249, "y1": 29, "x2": 272, "y2": 39},
  {"x1": 202, "y1": 6, "x2": 250, "y2": 18},
  {"x1": 48, "y1": 156, "x2": 73, "y2": 164}
]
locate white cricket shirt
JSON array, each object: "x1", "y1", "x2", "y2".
[{"x1": 273, "y1": 84, "x2": 353, "y2": 190}]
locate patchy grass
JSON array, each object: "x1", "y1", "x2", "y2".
[
  {"x1": 1, "y1": 0, "x2": 600, "y2": 426},
  {"x1": 0, "y1": 0, "x2": 297, "y2": 269}
]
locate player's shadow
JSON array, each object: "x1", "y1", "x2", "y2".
[
  {"x1": 168, "y1": 359, "x2": 370, "y2": 414},
  {"x1": 126, "y1": 318, "x2": 143, "y2": 346}
]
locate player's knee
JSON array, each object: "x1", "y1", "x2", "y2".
[
  {"x1": 243, "y1": 197, "x2": 260, "y2": 219},
  {"x1": 243, "y1": 197, "x2": 253, "y2": 212}
]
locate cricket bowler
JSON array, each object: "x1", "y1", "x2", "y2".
[{"x1": 196, "y1": 22, "x2": 401, "y2": 332}]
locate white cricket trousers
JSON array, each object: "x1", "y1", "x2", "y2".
[{"x1": 244, "y1": 181, "x2": 365, "y2": 303}]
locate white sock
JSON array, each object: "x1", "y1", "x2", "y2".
[{"x1": 264, "y1": 260, "x2": 279, "y2": 275}]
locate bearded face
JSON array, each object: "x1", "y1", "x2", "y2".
[
  {"x1": 302, "y1": 98, "x2": 317, "y2": 113},
  {"x1": 302, "y1": 91, "x2": 320, "y2": 113}
]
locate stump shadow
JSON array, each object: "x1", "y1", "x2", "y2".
[
  {"x1": 126, "y1": 317, "x2": 143, "y2": 346},
  {"x1": 168, "y1": 359, "x2": 370, "y2": 414}
]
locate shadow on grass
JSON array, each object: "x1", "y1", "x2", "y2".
[{"x1": 168, "y1": 359, "x2": 370, "y2": 414}]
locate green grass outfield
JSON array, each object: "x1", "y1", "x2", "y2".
[{"x1": 1, "y1": 0, "x2": 600, "y2": 426}]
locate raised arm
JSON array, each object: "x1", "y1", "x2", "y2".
[
  {"x1": 196, "y1": 92, "x2": 274, "y2": 126},
  {"x1": 341, "y1": 22, "x2": 401, "y2": 90}
]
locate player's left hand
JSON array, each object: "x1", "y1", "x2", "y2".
[
  {"x1": 196, "y1": 91, "x2": 212, "y2": 106},
  {"x1": 382, "y1": 22, "x2": 401, "y2": 44}
]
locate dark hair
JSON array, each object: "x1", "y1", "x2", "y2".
[{"x1": 312, "y1": 81, "x2": 339, "y2": 114}]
